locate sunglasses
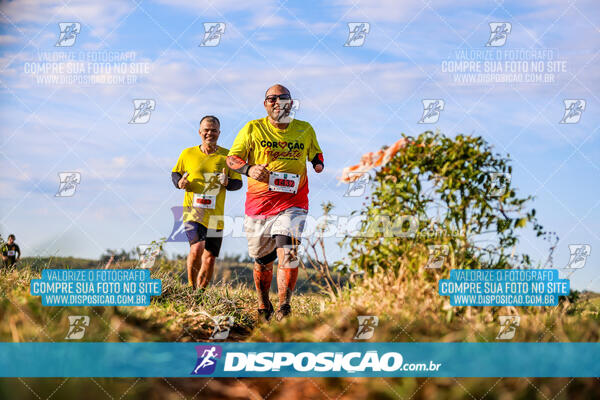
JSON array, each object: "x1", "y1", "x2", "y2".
[{"x1": 265, "y1": 94, "x2": 292, "y2": 103}]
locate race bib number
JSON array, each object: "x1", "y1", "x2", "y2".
[
  {"x1": 192, "y1": 193, "x2": 216, "y2": 209},
  {"x1": 7, "y1": 250, "x2": 15, "y2": 256},
  {"x1": 269, "y1": 172, "x2": 300, "y2": 194}
]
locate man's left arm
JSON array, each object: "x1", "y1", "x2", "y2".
[
  {"x1": 226, "y1": 179, "x2": 242, "y2": 191},
  {"x1": 226, "y1": 168, "x2": 243, "y2": 191},
  {"x1": 16, "y1": 245, "x2": 21, "y2": 261},
  {"x1": 307, "y1": 125, "x2": 324, "y2": 173},
  {"x1": 219, "y1": 167, "x2": 243, "y2": 191}
]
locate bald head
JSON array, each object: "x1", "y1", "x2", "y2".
[
  {"x1": 265, "y1": 84, "x2": 290, "y2": 98},
  {"x1": 264, "y1": 84, "x2": 294, "y2": 126}
]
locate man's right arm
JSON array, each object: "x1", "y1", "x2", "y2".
[
  {"x1": 172, "y1": 151, "x2": 190, "y2": 189},
  {"x1": 227, "y1": 156, "x2": 270, "y2": 183},
  {"x1": 171, "y1": 171, "x2": 182, "y2": 188},
  {"x1": 226, "y1": 155, "x2": 251, "y2": 176},
  {"x1": 227, "y1": 122, "x2": 270, "y2": 183}
]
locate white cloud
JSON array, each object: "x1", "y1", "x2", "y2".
[
  {"x1": 0, "y1": 0, "x2": 135, "y2": 38},
  {"x1": 334, "y1": 0, "x2": 438, "y2": 23},
  {"x1": 152, "y1": 0, "x2": 275, "y2": 13},
  {"x1": 0, "y1": 35, "x2": 21, "y2": 45}
]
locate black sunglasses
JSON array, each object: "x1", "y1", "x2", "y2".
[{"x1": 265, "y1": 94, "x2": 292, "y2": 103}]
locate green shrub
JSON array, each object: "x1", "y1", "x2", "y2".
[{"x1": 343, "y1": 131, "x2": 545, "y2": 274}]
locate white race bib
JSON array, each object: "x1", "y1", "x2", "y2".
[
  {"x1": 269, "y1": 172, "x2": 300, "y2": 194},
  {"x1": 192, "y1": 193, "x2": 216, "y2": 209},
  {"x1": 7, "y1": 250, "x2": 15, "y2": 256}
]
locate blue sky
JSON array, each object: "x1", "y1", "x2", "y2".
[{"x1": 1, "y1": 0, "x2": 599, "y2": 290}]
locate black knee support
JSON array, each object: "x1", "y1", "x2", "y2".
[
  {"x1": 274, "y1": 234, "x2": 301, "y2": 248},
  {"x1": 255, "y1": 249, "x2": 277, "y2": 265}
]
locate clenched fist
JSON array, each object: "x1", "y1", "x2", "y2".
[{"x1": 249, "y1": 164, "x2": 270, "y2": 183}]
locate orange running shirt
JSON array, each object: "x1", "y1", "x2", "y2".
[{"x1": 228, "y1": 117, "x2": 323, "y2": 217}]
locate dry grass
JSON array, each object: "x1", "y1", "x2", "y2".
[
  {"x1": 0, "y1": 258, "x2": 322, "y2": 343},
  {"x1": 245, "y1": 264, "x2": 600, "y2": 400},
  {"x1": 254, "y1": 264, "x2": 600, "y2": 343},
  {"x1": 1, "y1": 258, "x2": 599, "y2": 399}
]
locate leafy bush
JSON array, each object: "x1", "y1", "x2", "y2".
[{"x1": 343, "y1": 131, "x2": 546, "y2": 274}]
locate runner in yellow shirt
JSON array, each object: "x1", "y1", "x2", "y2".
[
  {"x1": 227, "y1": 84, "x2": 324, "y2": 321},
  {"x1": 172, "y1": 116, "x2": 242, "y2": 289}
]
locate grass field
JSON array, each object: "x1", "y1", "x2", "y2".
[{"x1": 1, "y1": 257, "x2": 599, "y2": 399}]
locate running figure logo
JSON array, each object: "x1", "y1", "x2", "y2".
[
  {"x1": 489, "y1": 172, "x2": 511, "y2": 198},
  {"x1": 192, "y1": 345, "x2": 222, "y2": 375},
  {"x1": 129, "y1": 99, "x2": 156, "y2": 124},
  {"x1": 138, "y1": 243, "x2": 161, "y2": 269},
  {"x1": 425, "y1": 245, "x2": 450, "y2": 269},
  {"x1": 200, "y1": 23, "x2": 225, "y2": 47},
  {"x1": 565, "y1": 244, "x2": 591, "y2": 269},
  {"x1": 210, "y1": 316, "x2": 234, "y2": 340},
  {"x1": 202, "y1": 172, "x2": 222, "y2": 195},
  {"x1": 167, "y1": 207, "x2": 187, "y2": 242},
  {"x1": 344, "y1": 172, "x2": 370, "y2": 197},
  {"x1": 419, "y1": 99, "x2": 444, "y2": 124},
  {"x1": 354, "y1": 315, "x2": 379, "y2": 340},
  {"x1": 496, "y1": 315, "x2": 520, "y2": 340},
  {"x1": 560, "y1": 99, "x2": 586, "y2": 124},
  {"x1": 486, "y1": 22, "x2": 511, "y2": 47},
  {"x1": 279, "y1": 244, "x2": 300, "y2": 269},
  {"x1": 56, "y1": 22, "x2": 81, "y2": 47},
  {"x1": 345, "y1": 23, "x2": 370, "y2": 47},
  {"x1": 55, "y1": 172, "x2": 81, "y2": 197},
  {"x1": 65, "y1": 316, "x2": 90, "y2": 340},
  {"x1": 275, "y1": 99, "x2": 300, "y2": 124}
]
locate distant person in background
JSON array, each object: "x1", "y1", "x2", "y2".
[{"x1": 2, "y1": 234, "x2": 21, "y2": 267}]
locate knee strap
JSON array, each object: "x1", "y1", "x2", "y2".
[
  {"x1": 274, "y1": 234, "x2": 301, "y2": 248},
  {"x1": 255, "y1": 249, "x2": 277, "y2": 266}
]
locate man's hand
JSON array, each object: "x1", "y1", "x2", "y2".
[
  {"x1": 218, "y1": 168, "x2": 228, "y2": 186},
  {"x1": 311, "y1": 153, "x2": 324, "y2": 174},
  {"x1": 178, "y1": 172, "x2": 190, "y2": 190},
  {"x1": 249, "y1": 164, "x2": 270, "y2": 183}
]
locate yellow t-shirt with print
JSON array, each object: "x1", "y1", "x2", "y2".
[
  {"x1": 228, "y1": 117, "x2": 323, "y2": 216},
  {"x1": 172, "y1": 145, "x2": 241, "y2": 230}
]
